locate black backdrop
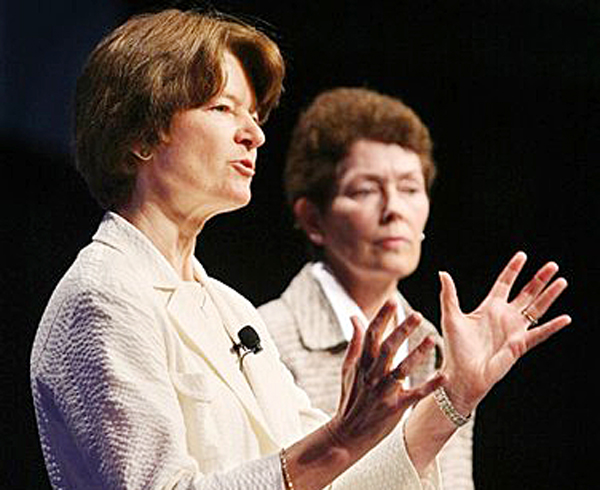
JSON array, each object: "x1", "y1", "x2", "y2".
[{"x1": 2, "y1": 1, "x2": 596, "y2": 488}]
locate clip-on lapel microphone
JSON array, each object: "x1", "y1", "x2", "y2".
[{"x1": 232, "y1": 325, "x2": 262, "y2": 366}]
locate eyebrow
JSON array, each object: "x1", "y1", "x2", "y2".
[
  {"x1": 345, "y1": 170, "x2": 424, "y2": 183},
  {"x1": 219, "y1": 91, "x2": 258, "y2": 115}
]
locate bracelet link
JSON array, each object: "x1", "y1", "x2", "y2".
[
  {"x1": 279, "y1": 447, "x2": 294, "y2": 490},
  {"x1": 433, "y1": 387, "x2": 472, "y2": 427}
]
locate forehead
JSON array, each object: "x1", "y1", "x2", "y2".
[
  {"x1": 338, "y1": 139, "x2": 423, "y2": 180},
  {"x1": 218, "y1": 52, "x2": 257, "y2": 108}
]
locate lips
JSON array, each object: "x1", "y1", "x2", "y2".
[
  {"x1": 375, "y1": 236, "x2": 411, "y2": 248},
  {"x1": 231, "y1": 159, "x2": 255, "y2": 177}
]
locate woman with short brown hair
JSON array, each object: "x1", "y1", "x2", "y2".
[
  {"x1": 285, "y1": 87, "x2": 436, "y2": 211},
  {"x1": 75, "y1": 9, "x2": 284, "y2": 210}
]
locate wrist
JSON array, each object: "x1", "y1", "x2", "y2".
[
  {"x1": 433, "y1": 386, "x2": 472, "y2": 427},
  {"x1": 439, "y1": 371, "x2": 479, "y2": 416},
  {"x1": 281, "y1": 421, "x2": 355, "y2": 490},
  {"x1": 323, "y1": 418, "x2": 356, "y2": 460}
]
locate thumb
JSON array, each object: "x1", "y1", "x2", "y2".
[{"x1": 439, "y1": 271, "x2": 462, "y2": 319}]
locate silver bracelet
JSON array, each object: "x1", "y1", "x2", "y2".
[
  {"x1": 279, "y1": 447, "x2": 294, "y2": 490},
  {"x1": 433, "y1": 387, "x2": 472, "y2": 427}
]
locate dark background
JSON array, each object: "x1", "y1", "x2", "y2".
[{"x1": 2, "y1": 1, "x2": 596, "y2": 488}]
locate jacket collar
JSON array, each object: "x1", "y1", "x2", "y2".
[
  {"x1": 281, "y1": 263, "x2": 438, "y2": 355},
  {"x1": 282, "y1": 264, "x2": 348, "y2": 351},
  {"x1": 92, "y1": 211, "x2": 182, "y2": 289}
]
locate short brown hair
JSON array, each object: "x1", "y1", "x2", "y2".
[
  {"x1": 285, "y1": 87, "x2": 436, "y2": 211},
  {"x1": 75, "y1": 9, "x2": 285, "y2": 209}
]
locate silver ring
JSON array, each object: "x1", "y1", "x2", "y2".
[{"x1": 521, "y1": 309, "x2": 539, "y2": 327}]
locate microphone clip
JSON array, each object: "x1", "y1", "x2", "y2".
[{"x1": 232, "y1": 325, "x2": 262, "y2": 365}]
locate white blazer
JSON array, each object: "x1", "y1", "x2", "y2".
[{"x1": 31, "y1": 212, "x2": 440, "y2": 489}]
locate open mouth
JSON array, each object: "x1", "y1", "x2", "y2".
[{"x1": 231, "y1": 159, "x2": 255, "y2": 177}]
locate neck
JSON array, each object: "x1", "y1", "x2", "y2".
[
  {"x1": 324, "y1": 261, "x2": 399, "y2": 322},
  {"x1": 118, "y1": 201, "x2": 202, "y2": 281}
]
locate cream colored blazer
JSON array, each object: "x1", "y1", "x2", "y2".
[{"x1": 31, "y1": 212, "x2": 440, "y2": 489}]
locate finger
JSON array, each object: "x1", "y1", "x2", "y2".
[
  {"x1": 521, "y1": 278, "x2": 568, "y2": 324},
  {"x1": 512, "y1": 261, "x2": 559, "y2": 310},
  {"x1": 360, "y1": 301, "x2": 396, "y2": 370},
  {"x1": 343, "y1": 316, "x2": 365, "y2": 374},
  {"x1": 488, "y1": 251, "x2": 528, "y2": 300},
  {"x1": 439, "y1": 271, "x2": 462, "y2": 324},
  {"x1": 338, "y1": 316, "x2": 365, "y2": 411},
  {"x1": 371, "y1": 312, "x2": 422, "y2": 380},
  {"x1": 397, "y1": 372, "x2": 445, "y2": 409},
  {"x1": 490, "y1": 314, "x2": 573, "y2": 379},
  {"x1": 525, "y1": 314, "x2": 572, "y2": 352},
  {"x1": 389, "y1": 335, "x2": 435, "y2": 384}
]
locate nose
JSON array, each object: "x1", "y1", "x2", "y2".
[
  {"x1": 235, "y1": 114, "x2": 265, "y2": 150},
  {"x1": 381, "y1": 187, "x2": 407, "y2": 224}
]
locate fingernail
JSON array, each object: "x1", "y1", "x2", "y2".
[{"x1": 409, "y1": 311, "x2": 422, "y2": 322}]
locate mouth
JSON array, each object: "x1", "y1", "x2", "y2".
[
  {"x1": 375, "y1": 236, "x2": 411, "y2": 249},
  {"x1": 231, "y1": 159, "x2": 255, "y2": 177}
]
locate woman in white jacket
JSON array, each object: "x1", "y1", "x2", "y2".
[{"x1": 30, "y1": 8, "x2": 571, "y2": 490}]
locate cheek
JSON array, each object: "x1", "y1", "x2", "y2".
[
  {"x1": 411, "y1": 198, "x2": 430, "y2": 230},
  {"x1": 325, "y1": 212, "x2": 375, "y2": 251}
]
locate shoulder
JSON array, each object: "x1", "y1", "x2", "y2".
[
  {"x1": 31, "y1": 241, "x2": 161, "y2": 371},
  {"x1": 258, "y1": 265, "x2": 318, "y2": 336},
  {"x1": 55, "y1": 240, "x2": 155, "y2": 316},
  {"x1": 258, "y1": 296, "x2": 295, "y2": 331}
]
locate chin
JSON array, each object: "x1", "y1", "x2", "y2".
[
  {"x1": 238, "y1": 190, "x2": 252, "y2": 208},
  {"x1": 382, "y1": 257, "x2": 419, "y2": 280},
  {"x1": 224, "y1": 186, "x2": 253, "y2": 210}
]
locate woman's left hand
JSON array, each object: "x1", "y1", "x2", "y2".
[{"x1": 438, "y1": 251, "x2": 571, "y2": 414}]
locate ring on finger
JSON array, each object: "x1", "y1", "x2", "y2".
[
  {"x1": 521, "y1": 309, "x2": 539, "y2": 327},
  {"x1": 391, "y1": 367, "x2": 408, "y2": 386}
]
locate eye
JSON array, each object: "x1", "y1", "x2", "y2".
[
  {"x1": 399, "y1": 180, "x2": 425, "y2": 195},
  {"x1": 347, "y1": 185, "x2": 379, "y2": 199},
  {"x1": 211, "y1": 103, "x2": 233, "y2": 114}
]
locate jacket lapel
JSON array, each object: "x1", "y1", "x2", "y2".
[
  {"x1": 165, "y1": 282, "x2": 273, "y2": 441},
  {"x1": 197, "y1": 265, "x2": 307, "y2": 447}
]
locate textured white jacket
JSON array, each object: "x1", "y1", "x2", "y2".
[
  {"x1": 259, "y1": 265, "x2": 475, "y2": 490},
  {"x1": 31, "y1": 212, "x2": 440, "y2": 490}
]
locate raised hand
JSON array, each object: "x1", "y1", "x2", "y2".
[
  {"x1": 438, "y1": 251, "x2": 572, "y2": 413},
  {"x1": 327, "y1": 302, "x2": 444, "y2": 450}
]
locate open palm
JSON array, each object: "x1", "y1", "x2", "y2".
[{"x1": 438, "y1": 252, "x2": 571, "y2": 412}]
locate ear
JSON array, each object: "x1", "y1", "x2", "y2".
[
  {"x1": 293, "y1": 197, "x2": 326, "y2": 246},
  {"x1": 131, "y1": 141, "x2": 153, "y2": 161}
]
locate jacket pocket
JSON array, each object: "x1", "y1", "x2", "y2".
[
  {"x1": 170, "y1": 371, "x2": 232, "y2": 471},
  {"x1": 170, "y1": 371, "x2": 215, "y2": 403}
]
